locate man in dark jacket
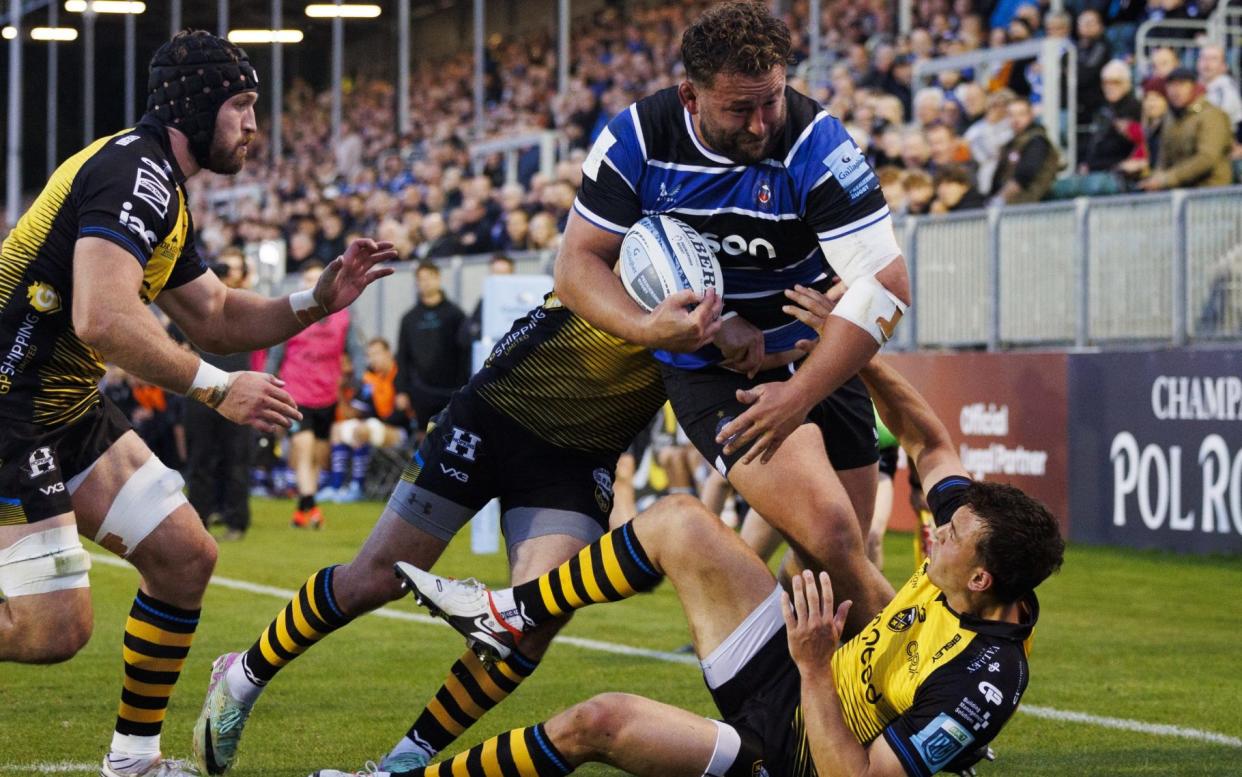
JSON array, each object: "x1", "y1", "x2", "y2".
[
  {"x1": 1139, "y1": 67, "x2": 1235, "y2": 191},
  {"x1": 395, "y1": 261, "x2": 469, "y2": 432},
  {"x1": 1082, "y1": 59, "x2": 1144, "y2": 172},
  {"x1": 990, "y1": 97, "x2": 1062, "y2": 203}
]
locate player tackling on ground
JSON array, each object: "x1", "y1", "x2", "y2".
[
  {"x1": 554, "y1": 0, "x2": 912, "y2": 635},
  {"x1": 340, "y1": 349, "x2": 1064, "y2": 777},
  {"x1": 0, "y1": 30, "x2": 394, "y2": 777}
]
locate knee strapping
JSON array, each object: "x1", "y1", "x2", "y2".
[
  {"x1": 0, "y1": 524, "x2": 91, "y2": 597},
  {"x1": 94, "y1": 456, "x2": 187, "y2": 557}
]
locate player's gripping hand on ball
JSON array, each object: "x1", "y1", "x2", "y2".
[{"x1": 637, "y1": 287, "x2": 724, "y2": 352}]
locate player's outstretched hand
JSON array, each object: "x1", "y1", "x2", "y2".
[
  {"x1": 782, "y1": 282, "x2": 843, "y2": 356},
  {"x1": 716, "y1": 379, "x2": 813, "y2": 465},
  {"x1": 216, "y1": 372, "x2": 302, "y2": 433},
  {"x1": 639, "y1": 287, "x2": 723, "y2": 353},
  {"x1": 783, "y1": 569, "x2": 851, "y2": 669},
  {"x1": 315, "y1": 238, "x2": 399, "y2": 313},
  {"x1": 715, "y1": 313, "x2": 765, "y2": 378}
]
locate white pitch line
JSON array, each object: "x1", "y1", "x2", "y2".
[
  {"x1": 1020, "y1": 705, "x2": 1242, "y2": 747},
  {"x1": 87, "y1": 555, "x2": 1240, "y2": 747},
  {"x1": 1, "y1": 763, "x2": 96, "y2": 774}
]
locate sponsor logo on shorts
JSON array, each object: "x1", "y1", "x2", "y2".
[
  {"x1": 24, "y1": 447, "x2": 56, "y2": 479},
  {"x1": 593, "y1": 467, "x2": 614, "y2": 514},
  {"x1": 26, "y1": 282, "x2": 61, "y2": 314},
  {"x1": 444, "y1": 427, "x2": 482, "y2": 462},
  {"x1": 440, "y1": 463, "x2": 469, "y2": 483},
  {"x1": 40, "y1": 482, "x2": 66, "y2": 496},
  {"x1": 751, "y1": 762, "x2": 769, "y2": 777}
]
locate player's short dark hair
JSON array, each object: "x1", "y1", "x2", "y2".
[
  {"x1": 681, "y1": 1, "x2": 793, "y2": 86},
  {"x1": 963, "y1": 481, "x2": 1065, "y2": 603}
]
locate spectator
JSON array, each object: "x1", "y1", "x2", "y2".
[
  {"x1": 903, "y1": 169, "x2": 935, "y2": 214},
  {"x1": 1075, "y1": 10, "x2": 1113, "y2": 120},
  {"x1": 414, "y1": 212, "x2": 456, "y2": 259},
  {"x1": 932, "y1": 164, "x2": 988, "y2": 213},
  {"x1": 324, "y1": 337, "x2": 409, "y2": 503},
  {"x1": 965, "y1": 88, "x2": 1016, "y2": 192},
  {"x1": 877, "y1": 166, "x2": 907, "y2": 214},
  {"x1": 315, "y1": 212, "x2": 347, "y2": 263},
  {"x1": 911, "y1": 87, "x2": 945, "y2": 130},
  {"x1": 990, "y1": 97, "x2": 1061, "y2": 203},
  {"x1": 184, "y1": 248, "x2": 253, "y2": 541},
  {"x1": 900, "y1": 128, "x2": 932, "y2": 171},
  {"x1": 286, "y1": 231, "x2": 318, "y2": 275},
  {"x1": 1139, "y1": 67, "x2": 1234, "y2": 190},
  {"x1": 1198, "y1": 44, "x2": 1242, "y2": 139},
  {"x1": 1081, "y1": 60, "x2": 1145, "y2": 173},
  {"x1": 395, "y1": 262, "x2": 470, "y2": 432},
  {"x1": 926, "y1": 121, "x2": 975, "y2": 176},
  {"x1": 1141, "y1": 46, "x2": 1180, "y2": 95}
]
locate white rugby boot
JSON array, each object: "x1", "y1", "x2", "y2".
[
  {"x1": 100, "y1": 753, "x2": 198, "y2": 777},
  {"x1": 394, "y1": 561, "x2": 527, "y2": 663}
]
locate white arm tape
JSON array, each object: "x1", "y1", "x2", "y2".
[
  {"x1": 0, "y1": 524, "x2": 91, "y2": 598},
  {"x1": 188, "y1": 359, "x2": 231, "y2": 408},
  {"x1": 290, "y1": 288, "x2": 329, "y2": 326},
  {"x1": 818, "y1": 213, "x2": 902, "y2": 286},
  {"x1": 830, "y1": 275, "x2": 908, "y2": 346}
]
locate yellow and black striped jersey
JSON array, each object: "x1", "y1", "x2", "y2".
[
  {"x1": 472, "y1": 293, "x2": 666, "y2": 454},
  {"x1": 0, "y1": 116, "x2": 206, "y2": 427}
]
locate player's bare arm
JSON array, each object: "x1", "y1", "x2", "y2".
[
  {"x1": 554, "y1": 209, "x2": 723, "y2": 352},
  {"x1": 157, "y1": 237, "x2": 396, "y2": 352},
  {"x1": 718, "y1": 256, "x2": 910, "y2": 464},
  {"x1": 74, "y1": 237, "x2": 300, "y2": 433},
  {"x1": 785, "y1": 569, "x2": 908, "y2": 777}
]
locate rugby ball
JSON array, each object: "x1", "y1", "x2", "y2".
[{"x1": 619, "y1": 215, "x2": 723, "y2": 312}]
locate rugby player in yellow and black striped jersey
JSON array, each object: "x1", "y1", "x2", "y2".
[
  {"x1": 194, "y1": 290, "x2": 674, "y2": 775},
  {"x1": 0, "y1": 30, "x2": 395, "y2": 777},
  {"x1": 370, "y1": 354, "x2": 1065, "y2": 777}
]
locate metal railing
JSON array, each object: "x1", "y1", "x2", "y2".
[{"x1": 895, "y1": 185, "x2": 1242, "y2": 350}]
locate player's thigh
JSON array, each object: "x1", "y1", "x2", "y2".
[
  {"x1": 838, "y1": 461, "x2": 879, "y2": 536},
  {"x1": 547, "y1": 692, "x2": 725, "y2": 775},
  {"x1": 507, "y1": 533, "x2": 589, "y2": 586},
  {"x1": 726, "y1": 424, "x2": 861, "y2": 559},
  {"x1": 633, "y1": 495, "x2": 776, "y2": 657}
]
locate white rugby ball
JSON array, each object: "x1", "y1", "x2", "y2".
[{"x1": 619, "y1": 215, "x2": 723, "y2": 312}]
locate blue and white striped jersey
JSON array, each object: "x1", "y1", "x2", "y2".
[{"x1": 575, "y1": 85, "x2": 892, "y2": 369}]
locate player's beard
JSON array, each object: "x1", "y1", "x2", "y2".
[
  {"x1": 204, "y1": 130, "x2": 251, "y2": 175},
  {"x1": 699, "y1": 110, "x2": 784, "y2": 166}
]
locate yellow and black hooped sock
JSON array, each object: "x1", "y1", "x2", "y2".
[
  {"x1": 510, "y1": 521, "x2": 660, "y2": 625},
  {"x1": 241, "y1": 565, "x2": 351, "y2": 686},
  {"x1": 397, "y1": 723, "x2": 573, "y2": 777},
  {"x1": 115, "y1": 590, "x2": 200, "y2": 739},
  {"x1": 406, "y1": 648, "x2": 541, "y2": 754}
]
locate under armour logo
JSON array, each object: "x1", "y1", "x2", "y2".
[{"x1": 444, "y1": 427, "x2": 482, "y2": 462}]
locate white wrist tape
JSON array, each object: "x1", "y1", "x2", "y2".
[
  {"x1": 290, "y1": 288, "x2": 329, "y2": 326},
  {"x1": 188, "y1": 359, "x2": 231, "y2": 408},
  {"x1": 830, "y1": 275, "x2": 908, "y2": 346},
  {"x1": 0, "y1": 524, "x2": 91, "y2": 598}
]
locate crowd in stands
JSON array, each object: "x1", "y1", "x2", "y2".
[{"x1": 100, "y1": 0, "x2": 1242, "y2": 524}]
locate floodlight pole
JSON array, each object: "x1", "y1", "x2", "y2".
[
  {"x1": 398, "y1": 0, "x2": 409, "y2": 137},
  {"x1": 558, "y1": 0, "x2": 569, "y2": 100},
  {"x1": 271, "y1": 0, "x2": 283, "y2": 160},
  {"x1": 473, "y1": 0, "x2": 484, "y2": 138},
  {"x1": 125, "y1": 12, "x2": 136, "y2": 125},
  {"x1": 331, "y1": 0, "x2": 343, "y2": 144},
  {"x1": 218, "y1": 0, "x2": 228, "y2": 38},
  {"x1": 171, "y1": 0, "x2": 181, "y2": 35},
  {"x1": 83, "y1": 8, "x2": 95, "y2": 144},
  {"x1": 6, "y1": 0, "x2": 22, "y2": 229},
  {"x1": 809, "y1": 0, "x2": 822, "y2": 94},
  {"x1": 47, "y1": 0, "x2": 59, "y2": 176}
]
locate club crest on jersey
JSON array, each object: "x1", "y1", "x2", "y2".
[
  {"x1": 887, "y1": 605, "x2": 922, "y2": 632},
  {"x1": 755, "y1": 179, "x2": 772, "y2": 209},
  {"x1": 656, "y1": 181, "x2": 682, "y2": 208},
  {"x1": 593, "y1": 467, "x2": 614, "y2": 513},
  {"x1": 26, "y1": 282, "x2": 61, "y2": 314}
]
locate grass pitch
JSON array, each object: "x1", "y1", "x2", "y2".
[{"x1": 1, "y1": 499, "x2": 1239, "y2": 776}]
